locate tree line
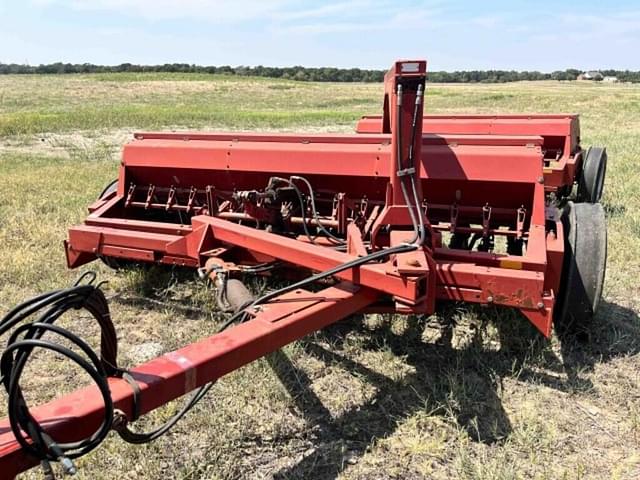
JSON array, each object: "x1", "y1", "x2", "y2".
[{"x1": 1, "y1": 62, "x2": 639, "y2": 83}]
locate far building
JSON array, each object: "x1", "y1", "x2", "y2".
[{"x1": 577, "y1": 71, "x2": 604, "y2": 81}]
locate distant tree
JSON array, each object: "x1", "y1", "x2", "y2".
[
  {"x1": 293, "y1": 70, "x2": 308, "y2": 81},
  {"x1": 0, "y1": 61, "x2": 638, "y2": 83},
  {"x1": 235, "y1": 66, "x2": 250, "y2": 76}
]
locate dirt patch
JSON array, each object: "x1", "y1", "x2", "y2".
[
  {"x1": 0, "y1": 129, "x2": 132, "y2": 159},
  {"x1": 0, "y1": 123, "x2": 355, "y2": 160}
]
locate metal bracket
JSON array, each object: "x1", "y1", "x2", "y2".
[
  {"x1": 482, "y1": 203, "x2": 492, "y2": 237},
  {"x1": 165, "y1": 186, "x2": 176, "y2": 211},
  {"x1": 516, "y1": 206, "x2": 526, "y2": 239},
  {"x1": 186, "y1": 187, "x2": 197, "y2": 214},
  {"x1": 450, "y1": 203, "x2": 459, "y2": 233},
  {"x1": 144, "y1": 185, "x2": 155, "y2": 210},
  {"x1": 205, "y1": 186, "x2": 216, "y2": 216},
  {"x1": 125, "y1": 183, "x2": 136, "y2": 208}
]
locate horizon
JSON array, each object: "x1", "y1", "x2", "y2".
[{"x1": 0, "y1": 61, "x2": 634, "y2": 75}]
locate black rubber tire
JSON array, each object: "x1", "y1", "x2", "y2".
[
  {"x1": 578, "y1": 146, "x2": 607, "y2": 203},
  {"x1": 554, "y1": 202, "x2": 607, "y2": 335}
]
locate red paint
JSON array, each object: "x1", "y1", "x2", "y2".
[{"x1": 2, "y1": 60, "x2": 579, "y2": 476}]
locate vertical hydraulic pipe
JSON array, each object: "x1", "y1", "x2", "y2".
[
  {"x1": 386, "y1": 61, "x2": 427, "y2": 207},
  {"x1": 370, "y1": 60, "x2": 431, "y2": 250}
]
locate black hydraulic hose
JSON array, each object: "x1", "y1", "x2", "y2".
[
  {"x1": 407, "y1": 84, "x2": 427, "y2": 245},
  {"x1": 270, "y1": 177, "x2": 318, "y2": 244},
  {"x1": 407, "y1": 84, "x2": 423, "y2": 169},
  {"x1": 0, "y1": 273, "x2": 117, "y2": 475},
  {"x1": 98, "y1": 179, "x2": 118, "y2": 199},
  {"x1": 117, "y1": 242, "x2": 419, "y2": 442},
  {"x1": 410, "y1": 177, "x2": 427, "y2": 246},
  {"x1": 0, "y1": 273, "x2": 227, "y2": 475},
  {"x1": 113, "y1": 382, "x2": 214, "y2": 444},
  {"x1": 395, "y1": 84, "x2": 421, "y2": 245},
  {"x1": 290, "y1": 175, "x2": 346, "y2": 245},
  {"x1": 216, "y1": 240, "x2": 418, "y2": 332},
  {"x1": 239, "y1": 261, "x2": 280, "y2": 273}
]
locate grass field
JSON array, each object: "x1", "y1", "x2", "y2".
[{"x1": 1, "y1": 73, "x2": 639, "y2": 479}]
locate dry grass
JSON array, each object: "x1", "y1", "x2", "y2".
[{"x1": 0, "y1": 73, "x2": 639, "y2": 479}]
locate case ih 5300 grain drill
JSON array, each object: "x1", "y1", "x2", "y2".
[{"x1": 0, "y1": 60, "x2": 607, "y2": 478}]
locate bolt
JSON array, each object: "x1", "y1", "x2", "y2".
[
  {"x1": 487, "y1": 296, "x2": 494, "y2": 303},
  {"x1": 111, "y1": 409, "x2": 129, "y2": 430},
  {"x1": 60, "y1": 456, "x2": 77, "y2": 475},
  {"x1": 537, "y1": 302, "x2": 545, "y2": 309}
]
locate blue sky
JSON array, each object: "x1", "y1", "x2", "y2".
[{"x1": 1, "y1": 0, "x2": 639, "y2": 70}]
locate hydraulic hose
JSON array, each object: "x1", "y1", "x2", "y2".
[
  {"x1": 407, "y1": 84, "x2": 427, "y2": 246},
  {"x1": 216, "y1": 240, "x2": 417, "y2": 331},
  {"x1": 216, "y1": 82, "x2": 430, "y2": 331},
  {"x1": 269, "y1": 177, "x2": 319, "y2": 244},
  {"x1": 395, "y1": 83, "x2": 425, "y2": 246},
  {"x1": 0, "y1": 273, "x2": 117, "y2": 475},
  {"x1": 0, "y1": 273, "x2": 231, "y2": 476},
  {"x1": 290, "y1": 175, "x2": 346, "y2": 245}
]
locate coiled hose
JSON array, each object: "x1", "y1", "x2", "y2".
[
  {"x1": 0, "y1": 273, "x2": 221, "y2": 477},
  {"x1": 0, "y1": 272, "x2": 117, "y2": 475}
]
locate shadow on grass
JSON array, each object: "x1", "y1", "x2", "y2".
[
  {"x1": 266, "y1": 300, "x2": 639, "y2": 480},
  {"x1": 557, "y1": 300, "x2": 640, "y2": 391},
  {"x1": 101, "y1": 269, "x2": 639, "y2": 479},
  {"x1": 107, "y1": 265, "x2": 217, "y2": 320}
]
